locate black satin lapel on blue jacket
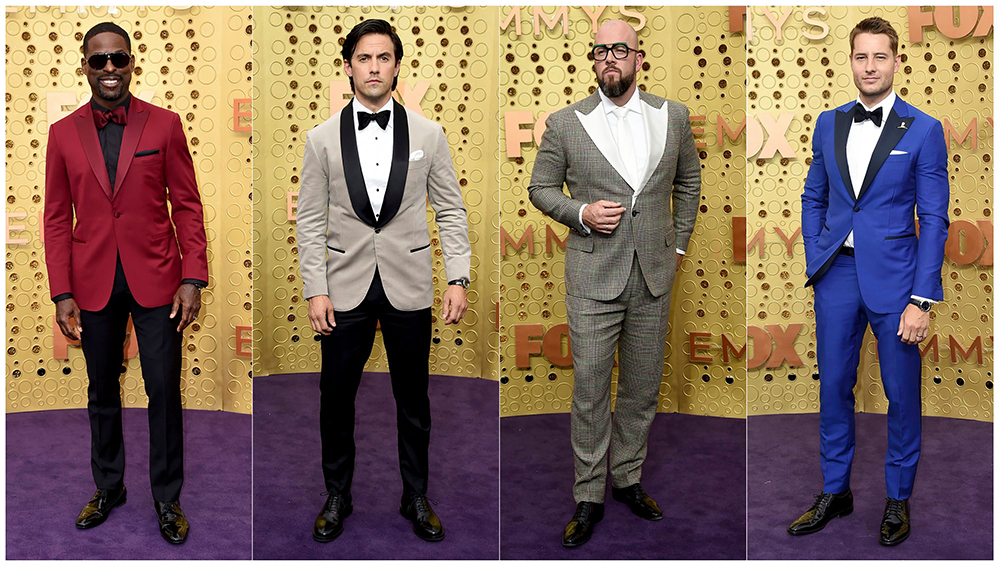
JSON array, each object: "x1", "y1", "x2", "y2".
[
  {"x1": 856, "y1": 109, "x2": 913, "y2": 204},
  {"x1": 339, "y1": 102, "x2": 378, "y2": 227},
  {"x1": 834, "y1": 107, "x2": 855, "y2": 203},
  {"x1": 375, "y1": 98, "x2": 409, "y2": 229}
]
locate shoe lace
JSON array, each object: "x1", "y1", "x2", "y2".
[
  {"x1": 811, "y1": 493, "x2": 834, "y2": 513},
  {"x1": 885, "y1": 498, "x2": 906, "y2": 520},
  {"x1": 630, "y1": 484, "x2": 649, "y2": 500},
  {"x1": 573, "y1": 502, "x2": 595, "y2": 523},
  {"x1": 159, "y1": 501, "x2": 181, "y2": 522},
  {"x1": 410, "y1": 495, "x2": 438, "y2": 517},
  {"x1": 320, "y1": 491, "x2": 345, "y2": 512}
]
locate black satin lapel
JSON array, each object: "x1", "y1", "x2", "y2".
[
  {"x1": 375, "y1": 99, "x2": 409, "y2": 228},
  {"x1": 834, "y1": 108, "x2": 855, "y2": 202},
  {"x1": 339, "y1": 102, "x2": 377, "y2": 227},
  {"x1": 112, "y1": 102, "x2": 148, "y2": 199},
  {"x1": 73, "y1": 112, "x2": 114, "y2": 200},
  {"x1": 856, "y1": 110, "x2": 912, "y2": 203}
]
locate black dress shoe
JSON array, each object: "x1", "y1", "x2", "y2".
[
  {"x1": 611, "y1": 483, "x2": 663, "y2": 521},
  {"x1": 400, "y1": 494, "x2": 444, "y2": 542},
  {"x1": 562, "y1": 501, "x2": 604, "y2": 548},
  {"x1": 155, "y1": 500, "x2": 189, "y2": 544},
  {"x1": 879, "y1": 498, "x2": 910, "y2": 546},
  {"x1": 75, "y1": 487, "x2": 127, "y2": 529},
  {"x1": 787, "y1": 489, "x2": 853, "y2": 535},
  {"x1": 313, "y1": 492, "x2": 352, "y2": 543}
]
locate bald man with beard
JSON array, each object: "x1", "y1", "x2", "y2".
[{"x1": 528, "y1": 20, "x2": 702, "y2": 547}]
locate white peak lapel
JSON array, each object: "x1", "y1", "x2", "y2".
[
  {"x1": 638, "y1": 98, "x2": 669, "y2": 193},
  {"x1": 574, "y1": 104, "x2": 638, "y2": 191}
]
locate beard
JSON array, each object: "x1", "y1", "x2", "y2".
[
  {"x1": 92, "y1": 74, "x2": 129, "y2": 101},
  {"x1": 597, "y1": 65, "x2": 635, "y2": 98}
]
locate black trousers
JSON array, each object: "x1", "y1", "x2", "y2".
[
  {"x1": 320, "y1": 269, "x2": 432, "y2": 499},
  {"x1": 78, "y1": 259, "x2": 184, "y2": 502}
]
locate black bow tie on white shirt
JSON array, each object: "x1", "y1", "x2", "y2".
[
  {"x1": 357, "y1": 110, "x2": 390, "y2": 130},
  {"x1": 853, "y1": 103, "x2": 883, "y2": 127}
]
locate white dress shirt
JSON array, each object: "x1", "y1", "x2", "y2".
[
  {"x1": 844, "y1": 90, "x2": 932, "y2": 305},
  {"x1": 352, "y1": 97, "x2": 394, "y2": 221}
]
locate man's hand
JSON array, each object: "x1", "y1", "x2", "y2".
[
  {"x1": 169, "y1": 283, "x2": 201, "y2": 333},
  {"x1": 897, "y1": 304, "x2": 930, "y2": 345},
  {"x1": 308, "y1": 295, "x2": 336, "y2": 335},
  {"x1": 441, "y1": 285, "x2": 468, "y2": 325},
  {"x1": 582, "y1": 200, "x2": 626, "y2": 234},
  {"x1": 55, "y1": 297, "x2": 82, "y2": 340}
]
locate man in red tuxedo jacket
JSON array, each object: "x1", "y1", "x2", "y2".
[{"x1": 43, "y1": 22, "x2": 208, "y2": 545}]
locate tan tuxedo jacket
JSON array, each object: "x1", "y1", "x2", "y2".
[{"x1": 297, "y1": 98, "x2": 471, "y2": 311}]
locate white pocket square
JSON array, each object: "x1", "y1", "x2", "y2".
[
  {"x1": 408, "y1": 150, "x2": 424, "y2": 161},
  {"x1": 890, "y1": 150, "x2": 908, "y2": 155}
]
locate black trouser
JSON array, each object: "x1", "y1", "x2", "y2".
[
  {"x1": 79, "y1": 258, "x2": 184, "y2": 502},
  {"x1": 319, "y1": 269, "x2": 432, "y2": 499}
]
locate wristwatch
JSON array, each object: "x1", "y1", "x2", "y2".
[
  {"x1": 908, "y1": 298, "x2": 932, "y2": 312},
  {"x1": 448, "y1": 277, "x2": 470, "y2": 290}
]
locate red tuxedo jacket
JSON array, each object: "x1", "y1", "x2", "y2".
[{"x1": 44, "y1": 96, "x2": 208, "y2": 311}]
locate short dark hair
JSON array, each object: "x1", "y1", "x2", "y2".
[
  {"x1": 82, "y1": 22, "x2": 131, "y2": 56},
  {"x1": 850, "y1": 17, "x2": 899, "y2": 55},
  {"x1": 341, "y1": 19, "x2": 403, "y2": 92}
]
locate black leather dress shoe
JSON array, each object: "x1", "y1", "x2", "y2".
[
  {"x1": 76, "y1": 487, "x2": 127, "y2": 529},
  {"x1": 787, "y1": 489, "x2": 853, "y2": 535},
  {"x1": 400, "y1": 494, "x2": 445, "y2": 542},
  {"x1": 611, "y1": 483, "x2": 663, "y2": 521},
  {"x1": 879, "y1": 498, "x2": 910, "y2": 546},
  {"x1": 155, "y1": 500, "x2": 189, "y2": 544},
  {"x1": 562, "y1": 501, "x2": 604, "y2": 548},
  {"x1": 313, "y1": 492, "x2": 352, "y2": 543}
]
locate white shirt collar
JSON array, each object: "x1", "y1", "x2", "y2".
[
  {"x1": 352, "y1": 96, "x2": 394, "y2": 129},
  {"x1": 599, "y1": 87, "x2": 642, "y2": 116},
  {"x1": 855, "y1": 89, "x2": 896, "y2": 115}
]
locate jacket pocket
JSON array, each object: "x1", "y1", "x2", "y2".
[
  {"x1": 566, "y1": 236, "x2": 594, "y2": 253},
  {"x1": 410, "y1": 243, "x2": 431, "y2": 253},
  {"x1": 71, "y1": 236, "x2": 86, "y2": 244},
  {"x1": 150, "y1": 229, "x2": 173, "y2": 240},
  {"x1": 327, "y1": 245, "x2": 345, "y2": 254},
  {"x1": 884, "y1": 233, "x2": 916, "y2": 241},
  {"x1": 135, "y1": 149, "x2": 161, "y2": 157}
]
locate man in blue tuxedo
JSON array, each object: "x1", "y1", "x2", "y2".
[{"x1": 787, "y1": 17, "x2": 949, "y2": 546}]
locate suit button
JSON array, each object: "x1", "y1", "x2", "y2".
[
  {"x1": 114, "y1": 212, "x2": 121, "y2": 218},
  {"x1": 853, "y1": 206, "x2": 860, "y2": 212},
  {"x1": 374, "y1": 228, "x2": 381, "y2": 234},
  {"x1": 632, "y1": 210, "x2": 639, "y2": 217}
]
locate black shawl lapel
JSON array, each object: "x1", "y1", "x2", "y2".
[
  {"x1": 834, "y1": 106, "x2": 856, "y2": 202},
  {"x1": 375, "y1": 98, "x2": 409, "y2": 228},
  {"x1": 855, "y1": 108, "x2": 913, "y2": 204},
  {"x1": 339, "y1": 102, "x2": 378, "y2": 227}
]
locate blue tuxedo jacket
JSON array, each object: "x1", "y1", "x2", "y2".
[{"x1": 802, "y1": 96, "x2": 950, "y2": 314}]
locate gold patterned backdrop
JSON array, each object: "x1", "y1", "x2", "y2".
[
  {"x1": 252, "y1": 6, "x2": 499, "y2": 381},
  {"x1": 747, "y1": 6, "x2": 993, "y2": 422},
  {"x1": 5, "y1": 6, "x2": 253, "y2": 414},
  {"x1": 498, "y1": 6, "x2": 747, "y2": 418}
]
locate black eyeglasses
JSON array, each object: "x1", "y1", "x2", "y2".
[
  {"x1": 592, "y1": 42, "x2": 637, "y2": 61},
  {"x1": 87, "y1": 51, "x2": 131, "y2": 70}
]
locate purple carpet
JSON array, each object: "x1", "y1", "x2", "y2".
[
  {"x1": 6, "y1": 407, "x2": 251, "y2": 560},
  {"x1": 252, "y1": 372, "x2": 499, "y2": 560},
  {"x1": 500, "y1": 412, "x2": 746, "y2": 560},
  {"x1": 748, "y1": 412, "x2": 993, "y2": 560}
]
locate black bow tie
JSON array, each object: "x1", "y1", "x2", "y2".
[
  {"x1": 853, "y1": 103, "x2": 883, "y2": 127},
  {"x1": 357, "y1": 110, "x2": 390, "y2": 130}
]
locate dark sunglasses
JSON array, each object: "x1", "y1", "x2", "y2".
[{"x1": 87, "y1": 51, "x2": 131, "y2": 70}]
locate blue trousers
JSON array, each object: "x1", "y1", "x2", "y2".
[{"x1": 814, "y1": 254, "x2": 922, "y2": 500}]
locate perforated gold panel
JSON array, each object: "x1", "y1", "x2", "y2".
[
  {"x1": 498, "y1": 7, "x2": 746, "y2": 418},
  {"x1": 747, "y1": 6, "x2": 993, "y2": 422},
  {"x1": 252, "y1": 6, "x2": 499, "y2": 381},
  {"x1": 5, "y1": 6, "x2": 253, "y2": 414}
]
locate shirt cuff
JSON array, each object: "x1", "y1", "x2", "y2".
[
  {"x1": 52, "y1": 293, "x2": 73, "y2": 303},
  {"x1": 676, "y1": 248, "x2": 685, "y2": 255},
  {"x1": 910, "y1": 295, "x2": 937, "y2": 305},
  {"x1": 578, "y1": 204, "x2": 591, "y2": 235},
  {"x1": 182, "y1": 279, "x2": 208, "y2": 289}
]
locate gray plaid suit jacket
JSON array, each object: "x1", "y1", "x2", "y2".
[
  {"x1": 297, "y1": 99, "x2": 471, "y2": 311},
  {"x1": 528, "y1": 91, "x2": 701, "y2": 301}
]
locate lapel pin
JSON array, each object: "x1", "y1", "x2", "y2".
[{"x1": 898, "y1": 121, "x2": 908, "y2": 129}]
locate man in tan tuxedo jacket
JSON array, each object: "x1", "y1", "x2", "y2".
[
  {"x1": 296, "y1": 19, "x2": 471, "y2": 544},
  {"x1": 528, "y1": 20, "x2": 702, "y2": 548}
]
